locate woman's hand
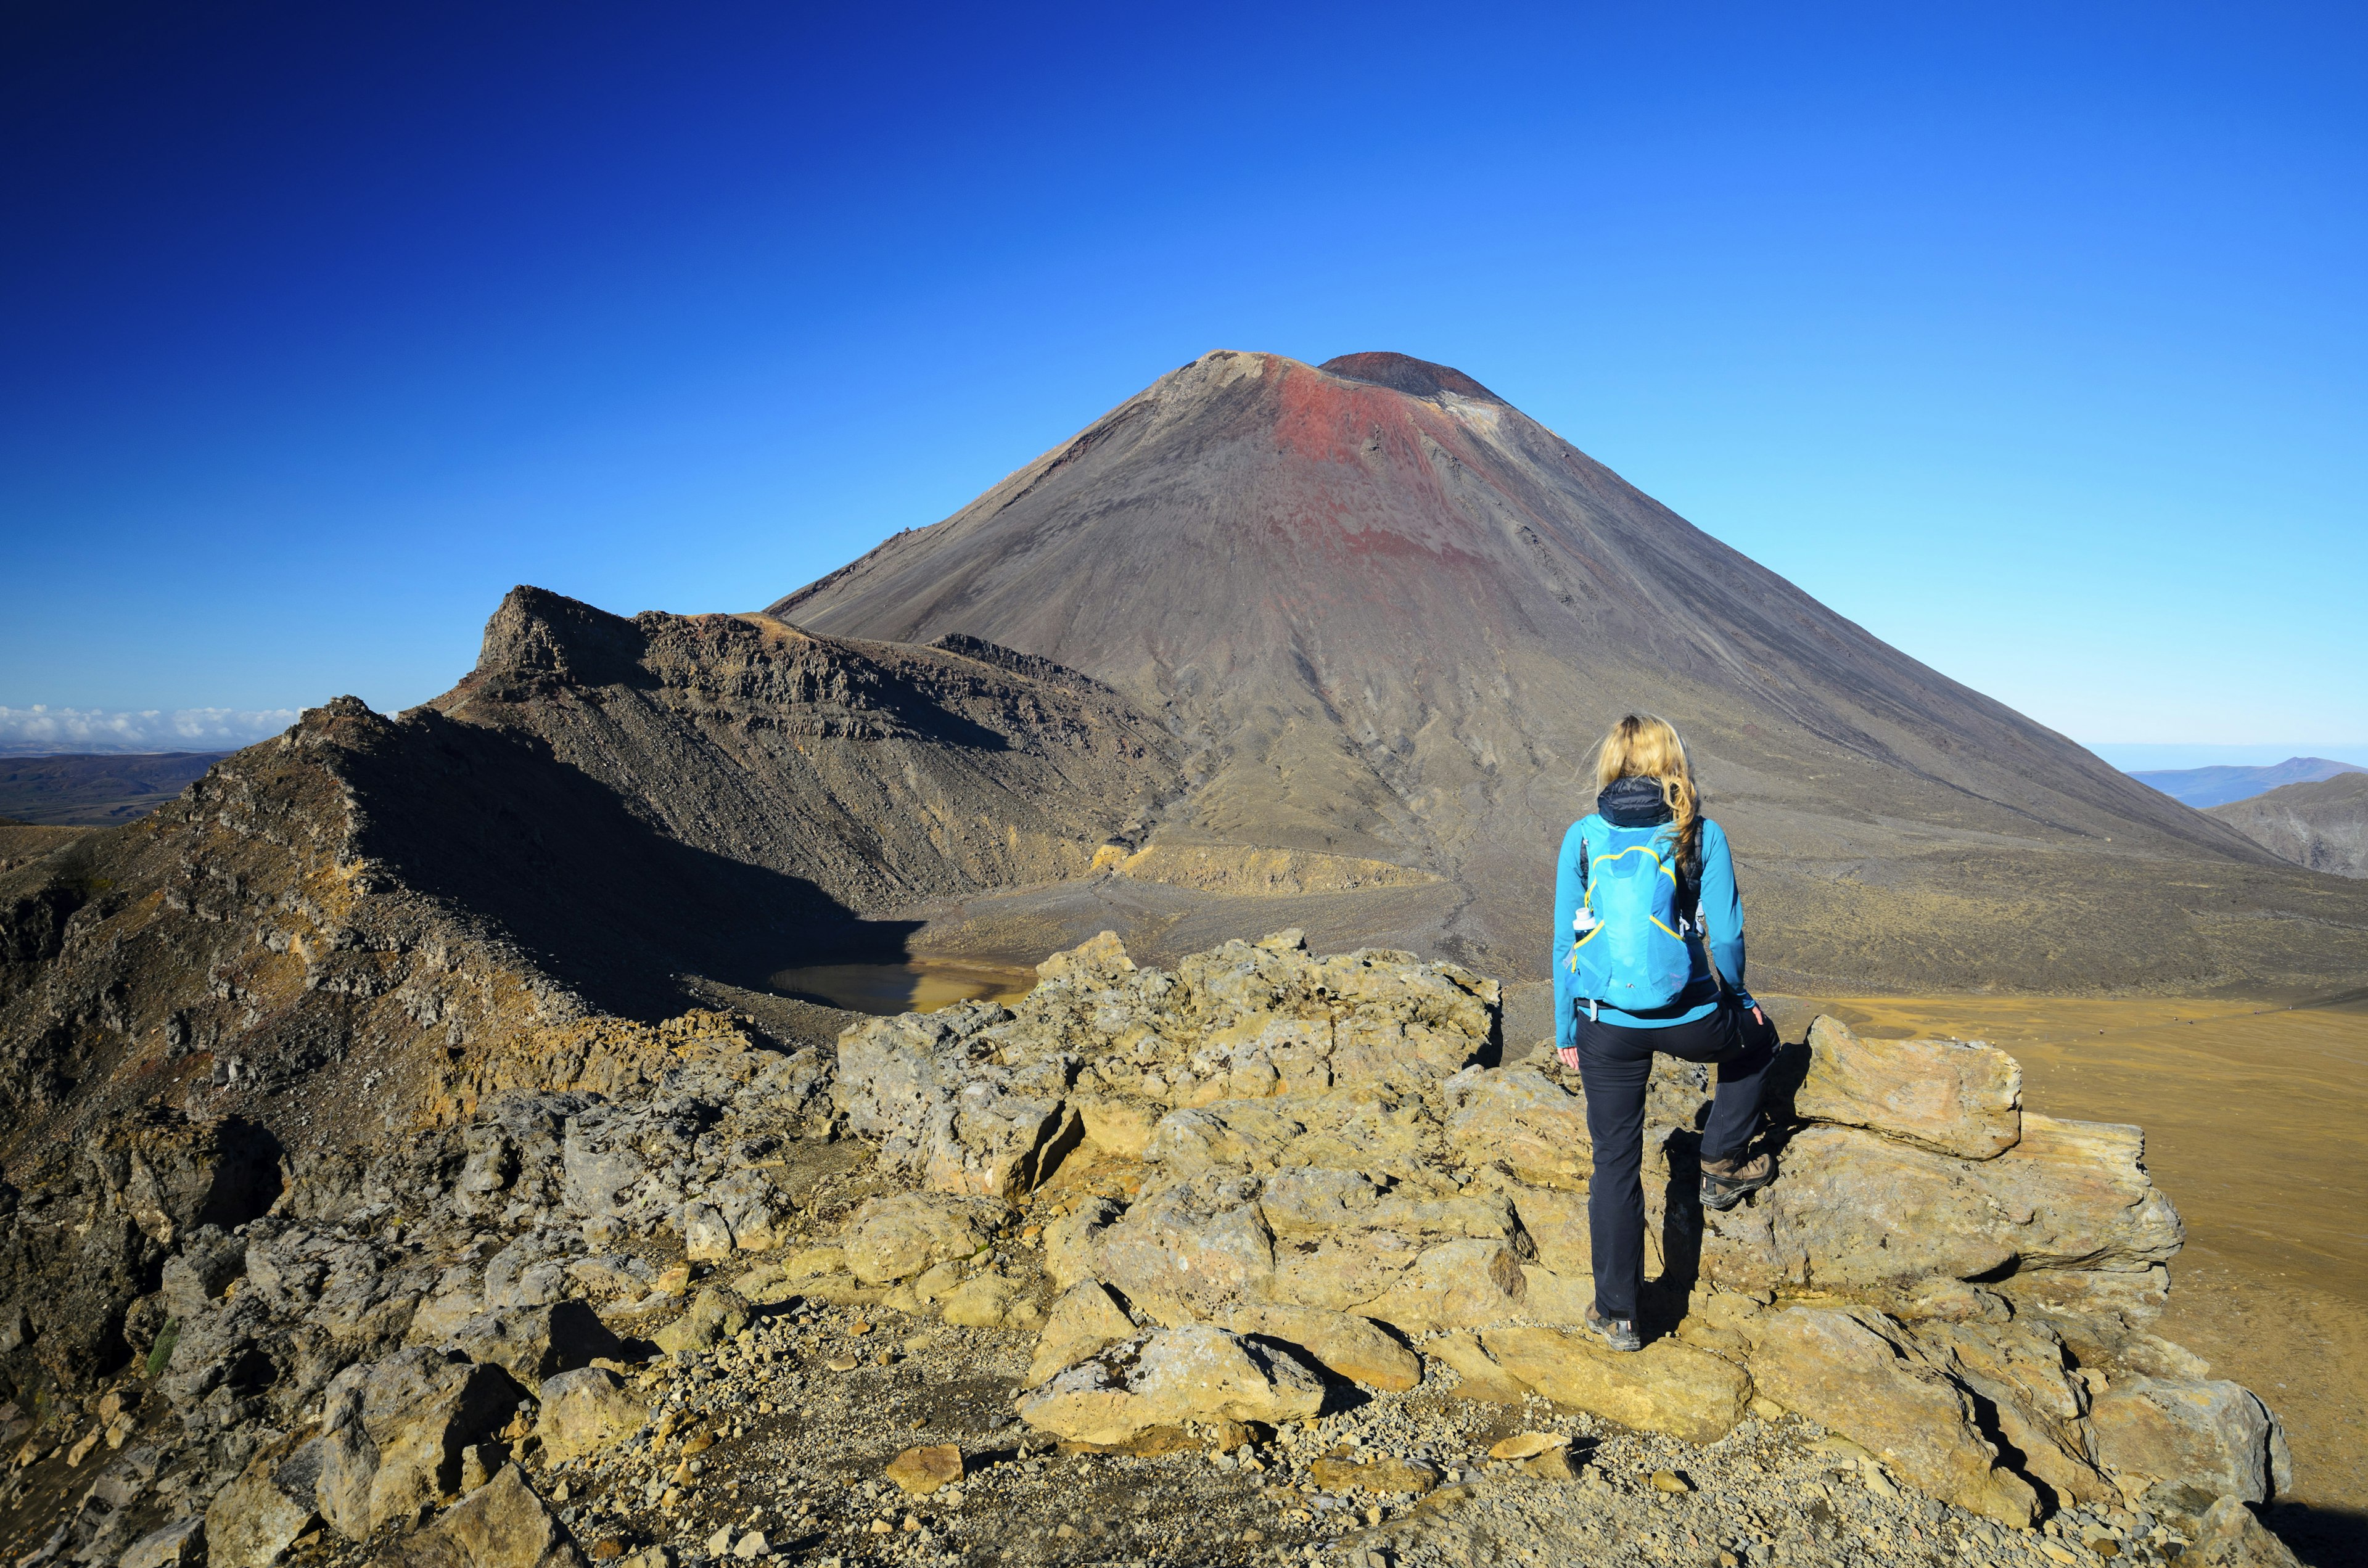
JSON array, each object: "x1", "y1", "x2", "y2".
[
  {"x1": 1751, "y1": 1005, "x2": 1766, "y2": 1027},
  {"x1": 1556, "y1": 1045, "x2": 1581, "y2": 1070}
]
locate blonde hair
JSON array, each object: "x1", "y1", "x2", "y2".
[{"x1": 1592, "y1": 713, "x2": 1701, "y2": 871}]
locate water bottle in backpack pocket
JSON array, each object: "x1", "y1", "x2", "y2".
[{"x1": 1568, "y1": 818, "x2": 1695, "y2": 1013}]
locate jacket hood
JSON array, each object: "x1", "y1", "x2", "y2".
[{"x1": 1597, "y1": 775, "x2": 1674, "y2": 828}]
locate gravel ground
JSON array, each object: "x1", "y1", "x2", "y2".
[{"x1": 192, "y1": 1294, "x2": 2195, "y2": 1568}]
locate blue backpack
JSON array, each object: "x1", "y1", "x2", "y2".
[{"x1": 1568, "y1": 816, "x2": 1700, "y2": 1016}]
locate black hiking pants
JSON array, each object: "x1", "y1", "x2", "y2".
[{"x1": 1572, "y1": 999, "x2": 1777, "y2": 1321}]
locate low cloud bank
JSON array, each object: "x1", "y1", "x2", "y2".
[{"x1": 0, "y1": 705, "x2": 300, "y2": 755}]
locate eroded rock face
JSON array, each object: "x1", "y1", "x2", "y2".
[
  {"x1": 1699, "y1": 1118, "x2": 2181, "y2": 1317},
  {"x1": 1747, "y1": 1307, "x2": 2039, "y2": 1526},
  {"x1": 2090, "y1": 1376, "x2": 2294, "y2": 1520}
]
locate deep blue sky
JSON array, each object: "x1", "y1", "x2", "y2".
[{"x1": 3, "y1": 1, "x2": 2362, "y2": 755}]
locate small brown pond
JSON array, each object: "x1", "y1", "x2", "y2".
[{"x1": 767, "y1": 958, "x2": 1038, "y2": 1016}]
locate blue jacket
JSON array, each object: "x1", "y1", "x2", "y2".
[{"x1": 1553, "y1": 809, "x2": 1753, "y2": 1046}]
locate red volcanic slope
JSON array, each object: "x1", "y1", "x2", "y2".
[{"x1": 771, "y1": 351, "x2": 2355, "y2": 993}]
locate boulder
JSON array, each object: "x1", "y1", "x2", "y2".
[
  {"x1": 941, "y1": 1273, "x2": 1041, "y2": 1330},
  {"x1": 1026, "y1": 1283, "x2": 1140, "y2": 1388},
  {"x1": 1035, "y1": 930, "x2": 1135, "y2": 984},
  {"x1": 1910, "y1": 1316, "x2": 2114, "y2": 1508},
  {"x1": 1142, "y1": 1100, "x2": 1312, "y2": 1174},
  {"x1": 159, "y1": 1226, "x2": 248, "y2": 1318},
  {"x1": 884, "y1": 1444, "x2": 964, "y2": 1496},
  {"x1": 701, "y1": 1172, "x2": 787, "y2": 1253},
  {"x1": 1099, "y1": 1165, "x2": 1532, "y2": 1332},
  {"x1": 397, "y1": 1463, "x2": 585, "y2": 1568},
  {"x1": 680, "y1": 1203, "x2": 734, "y2": 1263},
  {"x1": 1340, "y1": 1235, "x2": 1532, "y2": 1334},
  {"x1": 2182, "y1": 1496, "x2": 2304, "y2": 1568},
  {"x1": 83, "y1": 1111, "x2": 281, "y2": 1247},
  {"x1": 560, "y1": 1115, "x2": 650, "y2": 1220},
  {"x1": 313, "y1": 1413, "x2": 382, "y2": 1540},
  {"x1": 840, "y1": 1192, "x2": 1009, "y2": 1286},
  {"x1": 1702, "y1": 1119, "x2": 2180, "y2": 1305},
  {"x1": 1220, "y1": 1305, "x2": 1421, "y2": 1392},
  {"x1": 776, "y1": 1246, "x2": 849, "y2": 1281},
  {"x1": 651, "y1": 1286, "x2": 749, "y2": 1357},
  {"x1": 447, "y1": 1302, "x2": 622, "y2": 1386},
  {"x1": 832, "y1": 1006, "x2": 1079, "y2": 1200},
  {"x1": 120, "y1": 1517, "x2": 206, "y2": 1568},
  {"x1": 1992, "y1": 1115, "x2": 2185, "y2": 1272},
  {"x1": 312, "y1": 1348, "x2": 525, "y2": 1540},
  {"x1": 1481, "y1": 1326, "x2": 1749, "y2": 1445},
  {"x1": 1094, "y1": 1173, "x2": 1275, "y2": 1317},
  {"x1": 831, "y1": 932, "x2": 1496, "y2": 1199},
  {"x1": 534, "y1": 1368, "x2": 648, "y2": 1464},
  {"x1": 1794, "y1": 1017, "x2": 2022, "y2": 1159},
  {"x1": 1016, "y1": 1326, "x2": 1326, "y2": 1445},
  {"x1": 910, "y1": 1259, "x2": 966, "y2": 1307},
  {"x1": 1073, "y1": 1096, "x2": 1160, "y2": 1158},
  {"x1": 1040, "y1": 1199, "x2": 1122, "y2": 1292},
  {"x1": 1746, "y1": 1307, "x2": 2037, "y2": 1525},
  {"x1": 2090, "y1": 1376, "x2": 2292, "y2": 1516},
  {"x1": 206, "y1": 1448, "x2": 318, "y2": 1568},
  {"x1": 1498, "y1": 1184, "x2": 1590, "y2": 1276},
  {"x1": 1309, "y1": 1455, "x2": 1441, "y2": 1494}
]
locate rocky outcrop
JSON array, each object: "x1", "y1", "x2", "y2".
[
  {"x1": 825, "y1": 932, "x2": 2286, "y2": 1535},
  {"x1": 0, "y1": 932, "x2": 2297, "y2": 1566}
]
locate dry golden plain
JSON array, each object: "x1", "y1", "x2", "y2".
[{"x1": 1781, "y1": 993, "x2": 2368, "y2": 1535}]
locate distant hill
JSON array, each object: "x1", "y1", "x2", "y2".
[
  {"x1": 0, "y1": 751, "x2": 228, "y2": 826},
  {"x1": 2206, "y1": 772, "x2": 2368, "y2": 879},
  {"x1": 775, "y1": 348, "x2": 2368, "y2": 995},
  {"x1": 2129, "y1": 756, "x2": 2367, "y2": 808}
]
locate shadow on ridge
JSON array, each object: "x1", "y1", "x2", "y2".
[{"x1": 342, "y1": 710, "x2": 920, "y2": 1021}]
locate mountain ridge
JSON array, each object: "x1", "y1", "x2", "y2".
[
  {"x1": 2206, "y1": 771, "x2": 2368, "y2": 879},
  {"x1": 775, "y1": 349, "x2": 2361, "y2": 993},
  {"x1": 2133, "y1": 755, "x2": 2367, "y2": 809}
]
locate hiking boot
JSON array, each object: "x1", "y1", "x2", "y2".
[
  {"x1": 1700, "y1": 1150, "x2": 1774, "y2": 1211},
  {"x1": 1585, "y1": 1301, "x2": 1642, "y2": 1353}
]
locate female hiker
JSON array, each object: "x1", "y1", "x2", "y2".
[{"x1": 1553, "y1": 713, "x2": 1775, "y2": 1352}]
